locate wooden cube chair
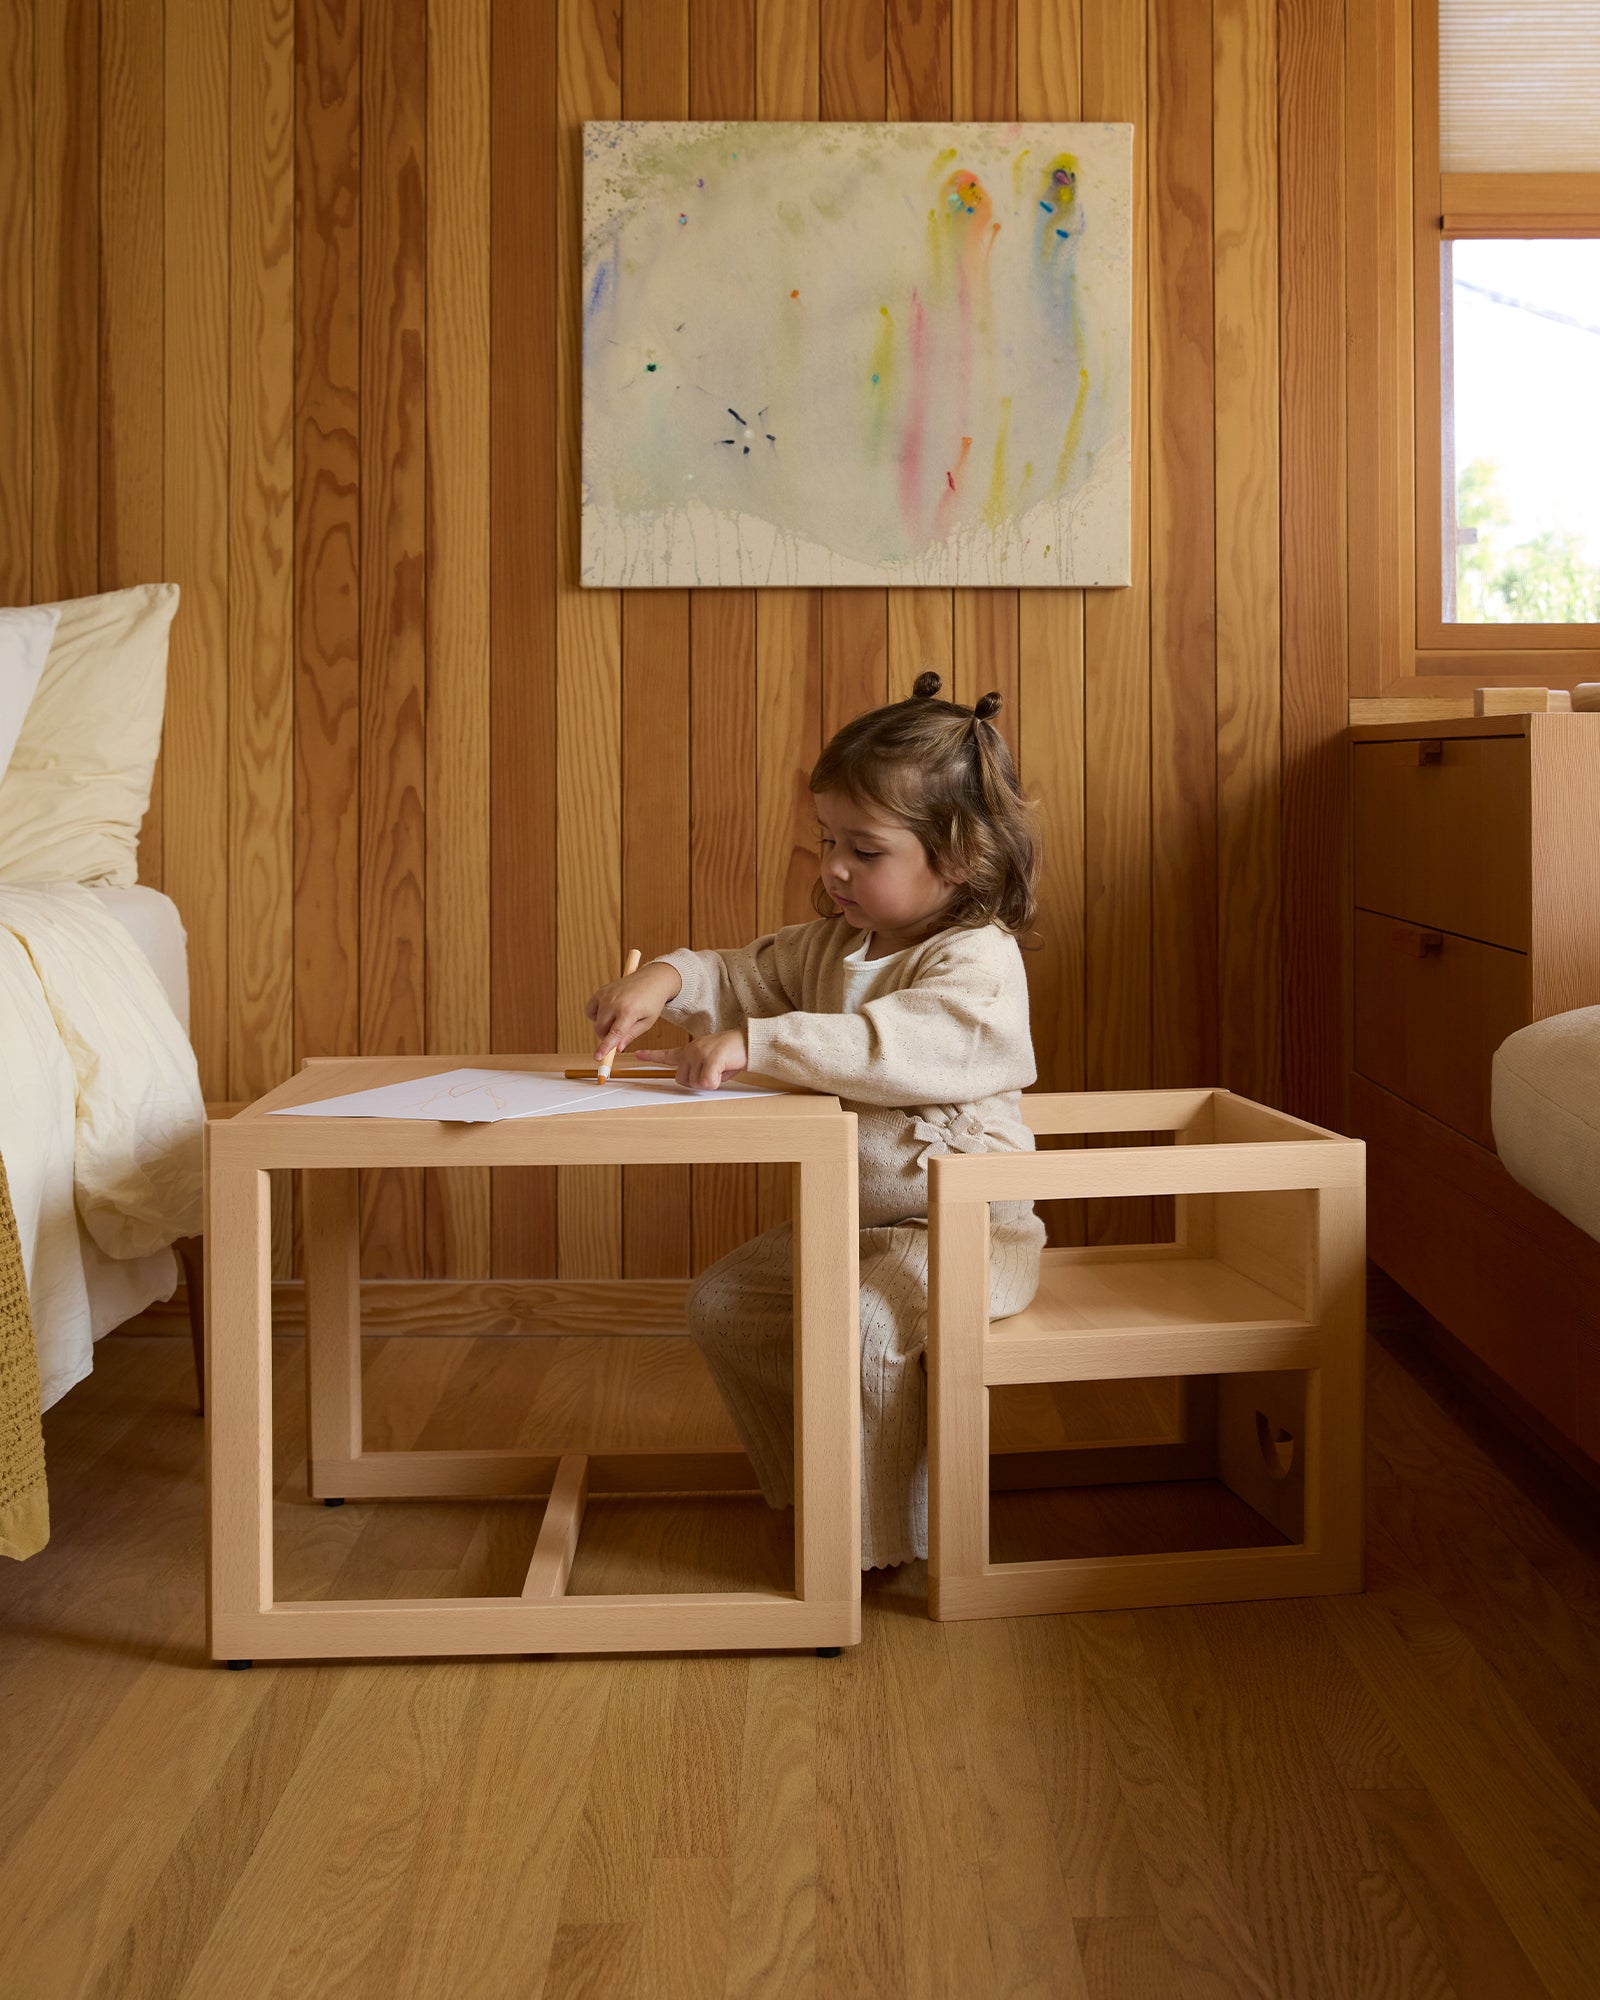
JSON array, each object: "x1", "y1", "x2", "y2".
[{"x1": 927, "y1": 1088, "x2": 1366, "y2": 1621}]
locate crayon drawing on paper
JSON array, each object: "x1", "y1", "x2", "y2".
[{"x1": 582, "y1": 121, "x2": 1133, "y2": 589}]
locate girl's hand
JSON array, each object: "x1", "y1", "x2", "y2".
[
  {"x1": 586, "y1": 961, "x2": 682, "y2": 1065},
  {"x1": 675, "y1": 1028, "x2": 748, "y2": 1091}
]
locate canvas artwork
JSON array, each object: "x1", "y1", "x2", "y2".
[{"x1": 581, "y1": 121, "x2": 1133, "y2": 589}]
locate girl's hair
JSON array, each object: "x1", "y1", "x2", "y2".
[{"x1": 808, "y1": 670, "x2": 1040, "y2": 938}]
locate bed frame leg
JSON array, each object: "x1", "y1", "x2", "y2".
[{"x1": 175, "y1": 1235, "x2": 205, "y2": 1415}]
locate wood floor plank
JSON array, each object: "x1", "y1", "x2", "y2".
[
  {"x1": 1354, "y1": 1787, "x2": 1547, "y2": 2000},
  {"x1": 560, "y1": 1660, "x2": 683, "y2": 1924},
  {"x1": 169, "y1": 1667, "x2": 477, "y2": 1999},
  {"x1": 375, "y1": 1662, "x2": 615, "y2": 1999},
  {"x1": 877, "y1": 1601, "x2": 995, "y2": 1995},
  {"x1": 638, "y1": 1856, "x2": 733, "y2": 2000},
  {"x1": 1010, "y1": 1616, "x2": 1157, "y2": 1924},
  {"x1": 945, "y1": 1618, "x2": 1091, "y2": 1997},
  {"x1": 1063, "y1": 1613, "x2": 1274, "y2": 2000},
  {"x1": 1325, "y1": 1583, "x2": 1600, "y2": 2000},
  {"x1": 725, "y1": 1654, "x2": 818, "y2": 1998},
  {"x1": 655, "y1": 1656, "x2": 749, "y2": 1859}
]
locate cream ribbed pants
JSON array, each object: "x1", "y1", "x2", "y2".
[{"x1": 686, "y1": 1203, "x2": 1045, "y2": 1570}]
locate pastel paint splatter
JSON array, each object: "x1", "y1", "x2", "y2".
[{"x1": 581, "y1": 120, "x2": 1131, "y2": 586}]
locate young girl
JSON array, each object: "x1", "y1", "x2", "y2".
[{"x1": 585, "y1": 671, "x2": 1045, "y2": 1570}]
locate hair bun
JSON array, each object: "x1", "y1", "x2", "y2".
[
  {"x1": 912, "y1": 670, "x2": 943, "y2": 699},
  {"x1": 974, "y1": 690, "x2": 1004, "y2": 721}
]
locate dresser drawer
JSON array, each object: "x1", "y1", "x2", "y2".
[
  {"x1": 1352, "y1": 736, "x2": 1531, "y2": 949},
  {"x1": 1353, "y1": 910, "x2": 1529, "y2": 1148}
]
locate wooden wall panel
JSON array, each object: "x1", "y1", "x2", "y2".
[
  {"x1": 820, "y1": 0, "x2": 890, "y2": 738},
  {"x1": 0, "y1": 0, "x2": 32, "y2": 603},
  {"x1": 32, "y1": 0, "x2": 98, "y2": 603},
  {"x1": 16, "y1": 0, "x2": 1384, "y2": 1287},
  {"x1": 689, "y1": 0, "x2": 761, "y2": 1273},
  {"x1": 1279, "y1": 0, "x2": 1348, "y2": 1130},
  {"x1": 556, "y1": 0, "x2": 623, "y2": 1278},
  {"x1": 101, "y1": 0, "x2": 165, "y2": 887},
  {"x1": 227, "y1": 0, "x2": 295, "y2": 1171},
  {"x1": 358, "y1": 0, "x2": 428, "y2": 1276},
  {"x1": 620, "y1": 0, "x2": 694, "y2": 1281},
  {"x1": 293, "y1": 0, "x2": 361, "y2": 1114},
  {"x1": 425, "y1": 0, "x2": 493, "y2": 1277},
  {"x1": 1148, "y1": 0, "x2": 1217, "y2": 1092},
  {"x1": 1080, "y1": 0, "x2": 1152, "y2": 1242},
  {"x1": 163, "y1": 0, "x2": 229, "y2": 1099},
  {"x1": 489, "y1": 0, "x2": 559, "y2": 1277},
  {"x1": 1214, "y1": 0, "x2": 1282, "y2": 1105}
]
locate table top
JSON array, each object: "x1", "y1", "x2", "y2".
[{"x1": 210, "y1": 1056, "x2": 854, "y2": 1171}]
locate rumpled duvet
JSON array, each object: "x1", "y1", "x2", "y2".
[{"x1": 0, "y1": 884, "x2": 203, "y2": 1410}]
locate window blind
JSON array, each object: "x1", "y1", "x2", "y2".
[{"x1": 1441, "y1": 1, "x2": 1600, "y2": 172}]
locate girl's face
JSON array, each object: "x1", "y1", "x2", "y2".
[{"x1": 814, "y1": 788, "x2": 960, "y2": 951}]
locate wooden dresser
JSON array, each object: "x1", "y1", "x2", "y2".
[{"x1": 1349, "y1": 713, "x2": 1600, "y2": 1479}]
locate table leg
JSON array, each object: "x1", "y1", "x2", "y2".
[
  {"x1": 206, "y1": 1149, "x2": 274, "y2": 1660},
  {"x1": 793, "y1": 1136, "x2": 860, "y2": 1612},
  {"x1": 304, "y1": 1167, "x2": 362, "y2": 1497}
]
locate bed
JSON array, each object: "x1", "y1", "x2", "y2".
[{"x1": 0, "y1": 882, "x2": 204, "y2": 1412}]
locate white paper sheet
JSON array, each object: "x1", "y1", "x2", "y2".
[{"x1": 268, "y1": 1065, "x2": 785, "y2": 1123}]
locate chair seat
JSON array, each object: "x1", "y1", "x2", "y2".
[{"x1": 986, "y1": 1248, "x2": 1315, "y2": 1385}]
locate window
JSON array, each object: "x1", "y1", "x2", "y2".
[{"x1": 1415, "y1": 0, "x2": 1600, "y2": 665}]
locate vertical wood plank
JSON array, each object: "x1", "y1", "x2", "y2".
[
  {"x1": 689, "y1": 579, "x2": 758, "y2": 1270},
  {"x1": 951, "y1": 0, "x2": 1018, "y2": 746},
  {"x1": 0, "y1": 0, "x2": 31, "y2": 602},
  {"x1": 229, "y1": 0, "x2": 296, "y2": 1286},
  {"x1": 360, "y1": 0, "x2": 428, "y2": 1278},
  {"x1": 490, "y1": 0, "x2": 560, "y2": 1276},
  {"x1": 557, "y1": 0, "x2": 624, "y2": 1278},
  {"x1": 32, "y1": 0, "x2": 98, "y2": 602},
  {"x1": 426, "y1": 0, "x2": 493, "y2": 1276},
  {"x1": 1148, "y1": 0, "x2": 1217, "y2": 1093},
  {"x1": 689, "y1": 0, "x2": 759, "y2": 1272},
  {"x1": 1080, "y1": 0, "x2": 1151, "y2": 1243},
  {"x1": 101, "y1": 0, "x2": 166, "y2": 884},
  {"x1": 887, "y1": 0, "x2": 948, "y2": 121},
  {"x1": 293, "y1": 0, "x2": 361, "y2": 1103},
  {"x1": 1017, "y1": 0, "x2": 1086, "y2": 1246},
  {"x1": 819, "y1": 0, "x2": 888, "y2": 738},
  {"x1": 165, "y1": 0, "x2": 230, "y2": 1095},
  {"x1": 1345, "y1": 0, "x2": 1412, "y2": 698},
  {"x1": 620, "y1": 0, "x2": 693, "y2": 1281},
  {"x1": 1214, "y1": 0, "x2": 1283, "y2": 1105},
  {"x1": 752, "y1": 0, "x2": 820, "y2": 1235},
  {"x1": 886, "y1": 0, "x2": 953, "y2": 711},
  {"x1": 1279, "y1": 0, "x2": 1347, "y2": 1130}
]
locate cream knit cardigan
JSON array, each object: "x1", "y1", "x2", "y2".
[{"x1": 655, "y1": 917, "x2": 1039, "y2": 1227}]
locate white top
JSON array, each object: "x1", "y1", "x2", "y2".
[{"x1": 840, "y1": 931, "x2": 912, "y2": 1014}]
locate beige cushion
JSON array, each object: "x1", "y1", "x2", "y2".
[
  {"x1": 0, "y1": 605, "x2": 61, "y2": 780},
  {"x1": 0, "y1": 584, "x2": 179, "y2": 888},
  {"x1": 1492, "y1": 1007, "x2": 1600, "y2": 1244}
]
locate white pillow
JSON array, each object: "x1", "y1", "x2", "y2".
[
  {"x1": 0, "y1": 604, "x2": 61, "y2": 783},
  {"x1": 0, "y1": 584, "x2": 179, "y2": 888}
]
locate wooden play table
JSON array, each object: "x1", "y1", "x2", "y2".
[{"x1": 205, "y1": 1056, "x2": 861, "y2": 1664}]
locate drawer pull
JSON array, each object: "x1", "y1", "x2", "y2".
[
  {"x1": 1417, "y1": 739, "x2": 1444, "y2": 766},
  {"x1": 1417, "y1": 929, "x2": 1444, "y2": 957}
]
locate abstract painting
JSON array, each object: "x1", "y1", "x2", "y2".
[{"x1": 582, "y1": 121, "x2": 1133, "y2": 589}]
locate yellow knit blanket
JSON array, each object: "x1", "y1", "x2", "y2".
[{"x1": 0, "y1": 1152, "x2": 48, "y2": 1560}]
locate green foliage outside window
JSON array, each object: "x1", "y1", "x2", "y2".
[{"x1": 1455, "y1": 458, "x2": 1600, "y2": 624}]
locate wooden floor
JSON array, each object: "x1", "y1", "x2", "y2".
[{"x1": 2, "y1": 1327, "x2": 1599, "y2": 1999}]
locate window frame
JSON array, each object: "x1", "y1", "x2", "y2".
[{"x1": 1411, "y1": 0, "x2": 1600, "y2": 677}]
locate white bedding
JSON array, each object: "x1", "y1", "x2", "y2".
[{"x1": 0, "y1": 884, "x2": 204, "y2": 1409}]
